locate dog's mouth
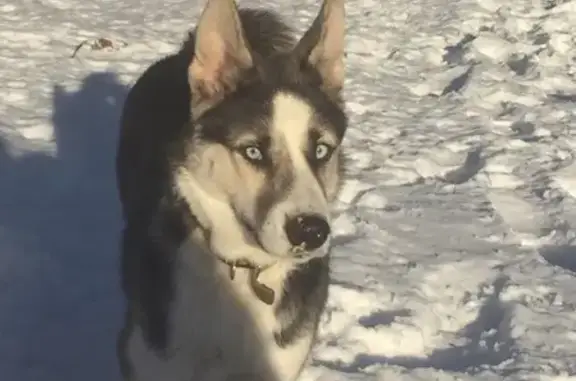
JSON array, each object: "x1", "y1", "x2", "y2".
[
  {"x1": 292, "y1": 243, "x2": 330, "y2": 258},
  {"x1": 237, "y1": 215, "x2": 267, "y2": 250}
]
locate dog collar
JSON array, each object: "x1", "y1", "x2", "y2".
[{"x1": 218, "y1": 258, "x2": 275, "y2": 306}]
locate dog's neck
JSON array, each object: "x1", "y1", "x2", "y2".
[
  {"x1": 214, "y1": 256, "x2": 276, "y2": 305},
  {"x1": 187, "y1": 222, "x2": 278, "y2": 305}
]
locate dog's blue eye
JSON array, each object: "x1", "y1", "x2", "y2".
[
  {"x1": 244, "y1": 146, "x2": 263, "y2": 161},
  {"x1": 315, "y1": 143, "x2": 331, "y2": 161}
]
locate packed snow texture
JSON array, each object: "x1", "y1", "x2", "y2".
[{"x1": 1, "y1": 0, "x2": 576, "y2": 380}]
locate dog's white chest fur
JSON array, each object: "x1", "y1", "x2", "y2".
[{"x1": 126, "y1": 240, "x2": 313, "y2": 381}]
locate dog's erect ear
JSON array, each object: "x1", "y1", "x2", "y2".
[
  {"x1": 293, "y1": 0, "x2": 345, "y2": 95},
  {"x1": 188, "y1": 0, "x2": 253, "y2": 116}
]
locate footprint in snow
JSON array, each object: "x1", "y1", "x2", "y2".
[
  {"x1": 358, "y1": 309, "x2": 412, "y2": 328},
  {"x1": 414, "y1": 145, "x2": 485, "y2": 184},
  {"x1": 486, "y1": 189, "x2": 554, "y2": 238},
  {"x1": 539, "y1": 245, "x2": 576, "y2": 274}
]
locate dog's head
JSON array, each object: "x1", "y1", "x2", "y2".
[{"x1": 182, "y1": 0, "x2": 347, "y2": 259}]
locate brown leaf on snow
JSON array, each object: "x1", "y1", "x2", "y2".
[{"x1": 71, "y1": 37, "x2": 127, "y2": 58}]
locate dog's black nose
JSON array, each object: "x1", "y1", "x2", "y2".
[{"x1": 285, "y1": 214, "x2": 330, "y2": 251}]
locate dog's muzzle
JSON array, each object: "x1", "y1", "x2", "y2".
[{"x1": 284, "y1": 214, "x2": 331, "y2": 252}]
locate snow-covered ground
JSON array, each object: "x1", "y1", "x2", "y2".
[{"x1": 1, "y1": 0, "x2": 576, "y2": 380}]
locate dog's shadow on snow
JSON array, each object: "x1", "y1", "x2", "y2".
[{"x1": 0, "y1": 72, "x2": 126, "y2": 381}]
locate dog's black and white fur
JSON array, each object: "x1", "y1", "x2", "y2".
[{"x1": 115, "y1": 0, "x2": 347, "y2": 380}]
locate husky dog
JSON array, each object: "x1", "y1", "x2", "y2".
[{"x1": 115, "y1": 0, "x2": 347, "y2": 380}]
